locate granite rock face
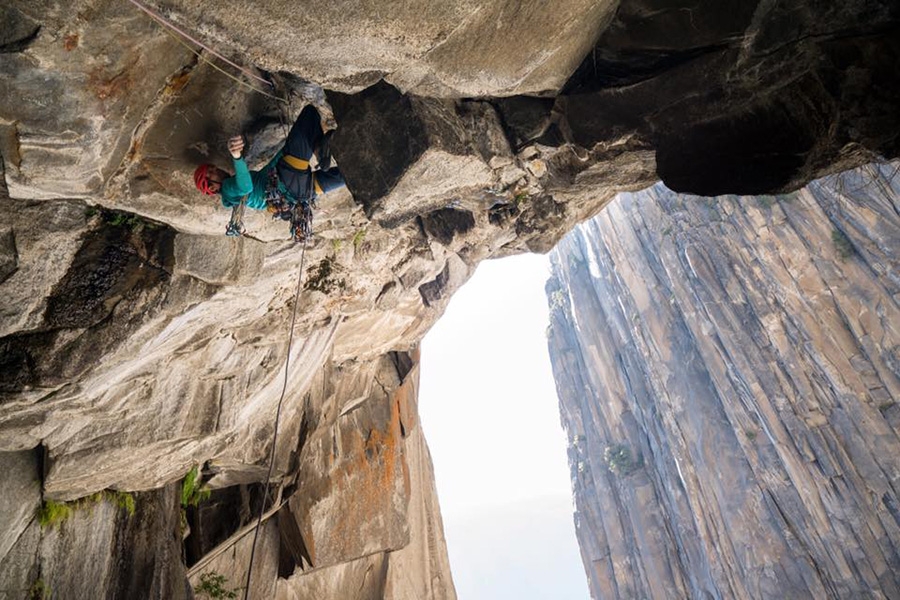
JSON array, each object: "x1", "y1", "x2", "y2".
[
  {"x1": 547, "y1": 163, "x2": 900, "y2": 599},
  {"x1": 1, "y1": 0, "x2": 899, "y2": 597},
  {"x1": 557, "y1": 0, "x2": 900, "y2": 196}
]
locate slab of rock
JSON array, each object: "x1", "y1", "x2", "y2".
[
  {"x1": 547, "y1": 162, "x2": 900, "y2": 599},
  {"x1": 0, "y1": 451, "x2": 41, "y2": 567},
  {"x1": 0, "y1": 0, "x2": 899, "y2": 597},
  {"x1": 289, "y1": 354, "x2": 411, "y2": 570},
  {"x1": 0, "y1": 1, "x2": 194, "y2": 200},
  {"x1": 108, "y1": 0, "x2": 617, "y2": 97},
  {"x1": 0, "y1": 481, "x2": 190, "y2": 600},
  {"x1": 276, "y1": 355, "x2": 455, "y2": 598},
  {"x1": 174, "y1": 233, "x2": 265, "y2": 285},
  {"x1": 555, "y1": 0, "x2": 900, "y2": 195}
]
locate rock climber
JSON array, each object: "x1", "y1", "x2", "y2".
[{"x1": 193, "y1": 104, "x2": 344, "y2": 242}]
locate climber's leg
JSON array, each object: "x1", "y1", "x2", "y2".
[
  {"x1": 314, "y1": 167, "x2": 345, "y2": 194},
  {"x1": 282, "y1": 104, "x2": 324, "y2": 162}
]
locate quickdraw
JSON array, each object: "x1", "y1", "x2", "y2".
[
  {"x1": 265, "y1": 165, "x2": 317, "y2": 243},
  {"x1": 226, "y1": 197, "x2": 247, "y2": 236}
]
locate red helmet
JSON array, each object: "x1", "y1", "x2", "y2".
[{"x1": 194, "y1": 164, "x2": 216, "y2": 195}]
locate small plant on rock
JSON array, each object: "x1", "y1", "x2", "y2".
[
  {"x1": 831, "y1": 228, "x2": 856, "y2": 260},
  {"x1": 352, "y1": 228, "x2": 367, "y2": 252},
  {"x1": 113, "y1": 491, "x2": 136, "y2": 516},
  {"x1": 37, "y1": 500, "x2": 73, "y2": 528},
  {"x1": 181, "y1": 465, "x2": 211, "y2": 508},
  {"x1": 304, "y1": 256, "x2": 346, "y2": 294},
  {"x1": 28, "y1": 578, "x2": 51, "y2": 600},
  {"x1": 195, "y1": 572, "x2": 239, "y2": 600},
  {"x1": 100, "y1": 208, "x2": 158, "y2": 231},
  {"x1": 37, "y1": 490, "x2": 137, "y2": 529},
  {"x1": 604, "y1": 444, "x2": 641, "y2": 476},
  {"x1": 549, "y1": 289, "x2": 566, "y2": 312}
]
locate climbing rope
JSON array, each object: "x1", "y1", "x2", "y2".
[
  {"x1": 242, "y1": 236, "x2": 309, "y2": 600},
  {"x1": 126, "y1": 0, "x2": 288, "y2": 103},
  {"x1": 124, "y1": 6, "x2": 317, "y2": 589}
]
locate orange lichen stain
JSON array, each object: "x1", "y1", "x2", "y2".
[
  {"x1": 63, "y1": 33, "x2": 79, "y2": 51},
  {"x1": 324, "y1": 398, "x2": 408, "y2": 559},
  {"x1": 124, "y1": 138, "x2": 143, "y2": 164},
  {"x1": 163, "y1": 70, "x2": 192, "y2": 96},
  {"x1": 89, "y1": 66, "x2": 133, "y2": 101}
]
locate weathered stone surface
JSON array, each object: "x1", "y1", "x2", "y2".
[
  {"x1": 381, "y1": 394, "x2": 456, "y2": 600},
  {"x1": 0, "y1": 516, "x2": 41, "y2": 600},
  {"x1": 0, "y1": 1, "x2": 194, "y2": 200},
  {"x1": 105, "y1": 0, "x2": 616, "y2": 98},
  {"x1": 174, "y1": 233, "x2": 265, "y2": 285},
  {"x1": 47, "y1": 489, "x2": 190, "y2": 599},
  {"x1": 276, "y1": 356, "x2": 455, "y2": 598},
  {"x1": 1, "y1": 0, "x2": 899, "y2": 597},
  {"x1": 0, "y1": 451, "x2": 40, "y2": 575},
  {"x1": 188, "y1": 517, "x2": 280, "y2": 600},
  {"x1": 328, "y1": 85, "x2": 497, "y2": 224},
  {"x1": 278, "y1": 553, "x2": 389, "y2": 600},
  {"x1": 0, "y1": 482, "x2": 190, "y2": 600},
  {"x1": 0, "y1": 227, "x2": 17, "y2": 285},
  {"x1": 0, "y1": 199, "x2": 89, "y2": 339},
  {"x1": 547, "y1": 162, "x2": 900, "y2": 599},
  {"x1": 291, "y1": 353, "x2": 412, "y2": 570},
  {"x1": 554, "y1": 0, "x2": 900, "y2": 196}
]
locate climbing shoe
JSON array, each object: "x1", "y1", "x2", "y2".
[{"x1": 315, "y1": 130, "x2": 333, "y2": 170}]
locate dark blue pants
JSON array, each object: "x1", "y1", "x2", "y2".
[{"x1": 277, "y1": 104, "x2": 345, "y2": 200}]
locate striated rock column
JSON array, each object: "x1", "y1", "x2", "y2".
[{"x1": 547, "y1": 163, "x2": 900, "y2": 599}]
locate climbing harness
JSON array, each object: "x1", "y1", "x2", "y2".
[
  {"x1": 265, "y1": 169, "x2": 312, "y2": 241},
  {"x1": 242, "y1": 235, "x2": 309, "y2": 600}
]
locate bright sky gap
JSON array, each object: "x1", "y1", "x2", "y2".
[{"x1": 420, "y1": 253, "x2": 590, "y2": 599}]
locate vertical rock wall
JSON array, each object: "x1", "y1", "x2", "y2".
[
  {"x1": 3, "y1": 0, "x2": 900, "y2": 596},
  {"x1": 0, "y1": 458, "x2": 190, "y2": 600},
  {"x1": 547, "y1": 163, "x2": 900, "y2": 599}
]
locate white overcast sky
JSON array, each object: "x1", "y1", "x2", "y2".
[{"x1": 419, "y1": 252, "x2": 590, "y2": 600}]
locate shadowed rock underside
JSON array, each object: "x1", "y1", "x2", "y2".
[{"x1": 1, "y1": 0, "x2": 899, "y2": 597}]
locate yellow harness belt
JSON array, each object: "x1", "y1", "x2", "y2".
[
  {"x1": 282, "y1": 155, "x2": 324, "y2": 195},
  {"x1": 282, "y1": 154, "x2": 309, "y2": 170}
]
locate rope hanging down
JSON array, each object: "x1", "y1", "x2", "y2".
[
  {"x1": 242, "y1": 237, "x2": 309, "y2": 600},
  {"x1": 126, "y1": 0, "x2": 288, "y2": 103},
  {"x1": 126, "y1": 4, "x2": 309, "y2": 595}
]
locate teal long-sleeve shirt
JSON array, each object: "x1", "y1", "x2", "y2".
[{"x1": 220, "y1": 154, "x2": 283, "y2": 210}]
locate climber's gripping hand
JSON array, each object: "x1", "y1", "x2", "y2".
[{"x1": 228, "y1": 135, "x2": 245, "y2": 159}]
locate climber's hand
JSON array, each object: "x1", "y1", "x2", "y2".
[{"x1": 227, "y1": 136, "x2": 244, "y2": 159}]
